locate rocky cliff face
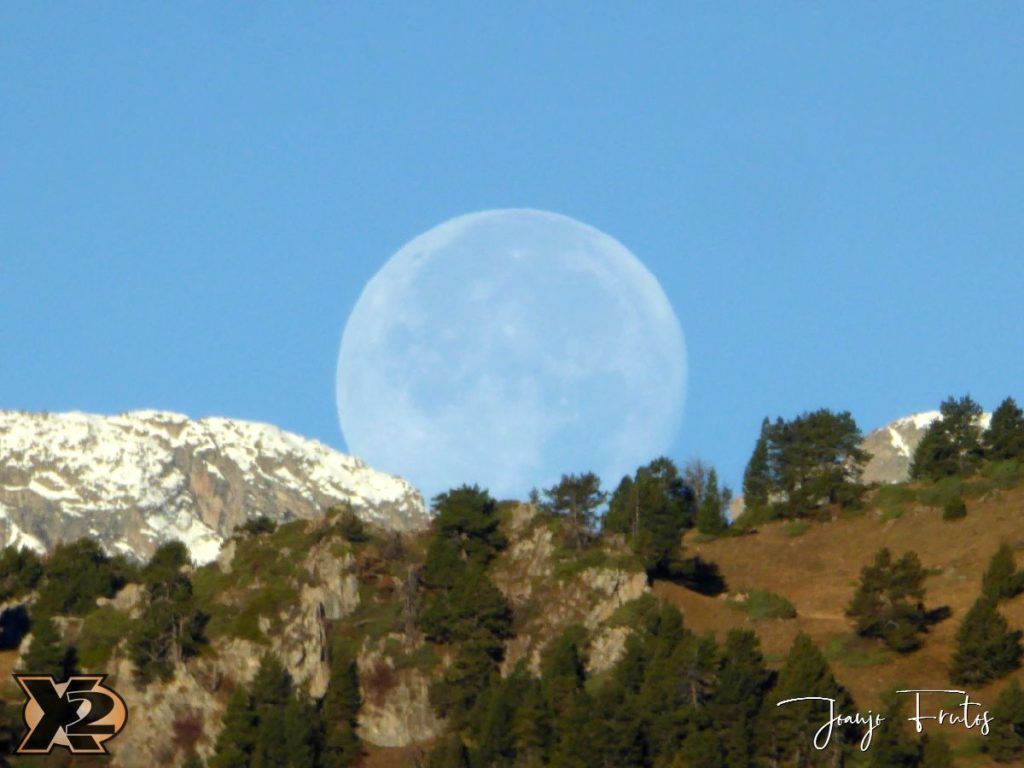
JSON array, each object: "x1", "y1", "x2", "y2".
[
  {"x1": 0, "y1": 410, "x2": 428, "y2": 563},
  {"x1": 860, "y1": 410, "x2": 992, "y2": 484}
]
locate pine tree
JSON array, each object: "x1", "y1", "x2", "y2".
[
  {"x1": 602, "y1": 474, "x2": 638, "y2": 539},
  {"x1": 426, "y1": 735, "x2": 470, "y2": 768},
  {"x1": 129, "y1": 571, "x2": 207, "y2": 683},
  {"x1": 847, "y1": 548, "x2": 929, "y2": 652},
  {"x1": 919, "y1": 732, "x2": 953, "y2": 768},
  {"x1": 511, "y1": 679, "x2": 553, "y2": 767},
  {"x1": 211, "y1": 654, "x2": 322, "y2": 768},
  {"x1": 320, "y1": 649, "x2": 362, "y2": 768},
  {"x1": 950, "y1": 597, "x2": 1022, "y2": 684},
  {"x1": 763, "y1": 633, "x2": 856, "y2": 767},
  {"x1": 210, "y1": 687, "x2": 257, "y2": 768},
  {"x1": 985, "y1": 397, "x2": 1024, "y2": 461},
  {"x1": 0, "y1": 546, "x2": 43, "y2": 602},
  {"x1": 696, "y1": 468, "x2": 730, "y2": 535},
  {"x1": 983, "y1": 678, "x2": 1024, "y2": 762},
  {"x1": 868, "y1": 691, "x2": 920, "y2": 767},
  {"x1": 19, "y1": 612, "x2": 72, "y2": 678},
  {"x1": 431, "y1": 484, "x2": 506, "y2": 565},
  {"x1": 706, "y1": 629, "x2": 773, "y2": 768},
  {"x1": 429, "y1": 636, "x2": 499, "y2": 728},
  {"x1": 543, "y1": 472, "x2": 606, "y2": 551},
  {"x1": 742, "y1": 418, "x2": 772, "y2": 515},
  {"x1": 982, "y1": 543, "x2": 1023, "y2": 602},
  {"x1": 911, "y1": 395, "x2": 984, "y2": 479}
]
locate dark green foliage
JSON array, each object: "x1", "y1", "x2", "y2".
[
  {"x1": 419, "y1": 563, "x2": 511, "y2": 653},
  {"x1": 431, "y1": 485, "x2": 507, "y2": 565},
  {"x1": 426, "y1": 735, "x2": 471, "y2": 768},
  {"x1": 911, "y1": 395, "x2": 984, "y2": 480},
  {"x1": 36, "y1": 539, "x2": 123, "y2": 615},
  {"x1": 742, "y1": 418, "x2": 772, "y2": 514},
  {"x1": 606, "y1": 457, "x2": 693, "y2": 576},
  {"x1": 869, "y1": 691, "x2": 920, "y2": 767},
  {"x1": 695, "y1": 468, "x2": 730, "y2": 535},
  {"x1": 742, "y1": 409, "x2": 868, "y2": 519},
  {"x1": 542, "y1": 472, "x2": 606, "y2": 551},
  {"x1": 429, "y1": 636, "x2": 500, "y2": 728},
  {"x1": 0, "y1": 545, "x2": 43, "y2": 601},
  {"x1": 210, "y1": 654, "x2": 321, "y2": 768},
  {"x1": 982, "y1": 543, "x2": 1024, "y2": 602},
  {"x1": 762, "y1": 633, "x2": 856, "y2": 767},
  {"x1": 736, "y1": 588, "x2": 796, "y2": 620},
  {"x1": 320, "y1": 649, "x2": 363, "y2": 768},
  {"x1": 144, "y1": 540, "x2": 191, "y2": 582},
  {"x1": 20, "y1": 612, "x2": 74, "y2": 678},
  {"x1": 334, "y1": 507, "x2": 369, "y2": 543},
  {"x1": 919, "y1": 733, "x2": 953, "y2": 768},
  {"x1": 129, "y1": 568, "x2": 207, "y2": 683},
  {"x1": 847, "y1": 548, "x2": 930, "y2": 652},
  {"x1": 983, "y1": 678, "x2": 1024, "y2": 762},
  {"x1": 706, "y1": 629, "x2": 773, "y2": 768},
  {"x1": 236, "y1": 516, "x2": 278, "y2": 536},
  {"x1": 941, "y1": 495, "x2": 966, "y2": 520},
  {"x1": 985, "y1": 397, "x2": 1024, "y2": 461},
  {"x1": 950, "y1": 597, "x2": 1022, "y2": 684}
]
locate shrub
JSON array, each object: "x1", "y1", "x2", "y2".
[
  {"x1": 942, "y1": 495, "x2": 967, "y2": 520},
  {"x1": 737, "y1": 589, "x2": 796, "y2": 620},
  {"x1": 917, "y1": 477, "x2": 963, "y2": 509}
]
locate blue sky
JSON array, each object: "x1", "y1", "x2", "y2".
[{"x1": 3, "y1": 4, "x2": 1022, "y2": 494}]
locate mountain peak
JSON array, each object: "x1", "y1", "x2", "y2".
[{"x1": 0, "y1": 410, "x2": 428, "y2": 564}]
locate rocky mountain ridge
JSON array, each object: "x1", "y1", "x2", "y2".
[
  {"x1": 0, "y1": 410, "x2": 428, "y2": 563},
  {"x1": 861, "y1": 409, "x2": 992, "y2": 484}
]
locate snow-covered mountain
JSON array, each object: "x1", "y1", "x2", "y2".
[
  {"x1": 860, "y1": 410, "x2": 992, "y2": 484},
  {"x1": 0, "y1": 410, "x2": 428, "y2": 564}
]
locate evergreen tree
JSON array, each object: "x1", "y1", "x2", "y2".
[
  {"x1": 0, "y1": 546, "x2": 43, "y2": 602},
  {"x1": 919, "y1": 733, "x2": 953, "y2": 768},
  {"x1": 210, "y1": 687, "x2": 257, "y2": 768},
  {"x1": 429, "y1": 636, "x2": 500, "y2": 728},
  {"x1": 706, "y1": 629, "x2": 772, "y2": 768},
  {"x1": 36, "y1": 538, "x2": 122, "y2": 615},
  {"x1": 742, "y1": 418, "x2": 772, "y2": 515},
  {"x1": 425, "y1": 735, "x2": 470, "y2": 768},
  {"x1": 431, "y1": 485, "x2": 506, "y2": 565},
  {"x1": 983, "y1": 678, "x2": 1024, "y2": 763},
  {"x1": 602, "y1": 474, "x2": 638, "y2": 539},
  {"x1": 982, "y1": 543, "x2": 1023, "y2": 602},
  {"x1": 847, "y1": 548, "x2": 930, "y2": 652},
  {"x1": 320, "y1": 649, "x2": 362, "y2": 768},
  {"x1": 419, "y1": 562, "x2": 511, "y2": 653},
  {"x1": 543, "y1": 472, "x2": 606, "y2": 551},
  {"x1": 950, "y1": 597, "x2": 1022, "y2": 684},
  {"x1": 985, "y1": 397, "x2": 1024, "y2": 461},
  {"x1": 129, "y1": 570, "x2": 207, "y2": 683},
  {"x1": 762, "y1": 632, "x2": 856, "y2": 767},
  {"x1": 695, "y1": 468, "x2": 730, "y2": 535},
  {"x1": 19, "y1": 612, "x2": 72, "y2": 678},
  {"x1": 211, "y1": 654, "x2": 321, "y2": 768},
  {"x1": 511, "y1": 679, "x2": 553, "y2": 767},
  {"x1": 911, "y1": 395, "x2": 984, "y2": 479},
  {"x1": 868, "y1": 691, "x2": 920, "y2": 767}
]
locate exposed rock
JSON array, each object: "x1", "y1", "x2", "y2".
[
  {"x1": 357, "y1": 637, "x2": 446, "y2": 747},
  {"x1": 0, "y1": 409, "x2": 429, "y2": 564}
]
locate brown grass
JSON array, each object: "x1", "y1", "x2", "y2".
[{"x1": 653, "y1": 483, "x2": 1024, "y2": 765}]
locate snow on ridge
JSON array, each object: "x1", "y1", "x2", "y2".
[{"x1": 0, "y1": 409, "x2": 427, "y2": 563}]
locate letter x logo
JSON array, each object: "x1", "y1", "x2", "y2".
[{"x1": 14, "y1": 675, "x2": 128, "y2": 754}]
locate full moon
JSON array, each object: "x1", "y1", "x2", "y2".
[{"x1": 336, "y1": 209, "x2": 687, "y2": 502}]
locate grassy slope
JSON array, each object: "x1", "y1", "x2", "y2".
[{"x1": 656, "y1": 482, "x2": 1024, "y2": 764}]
